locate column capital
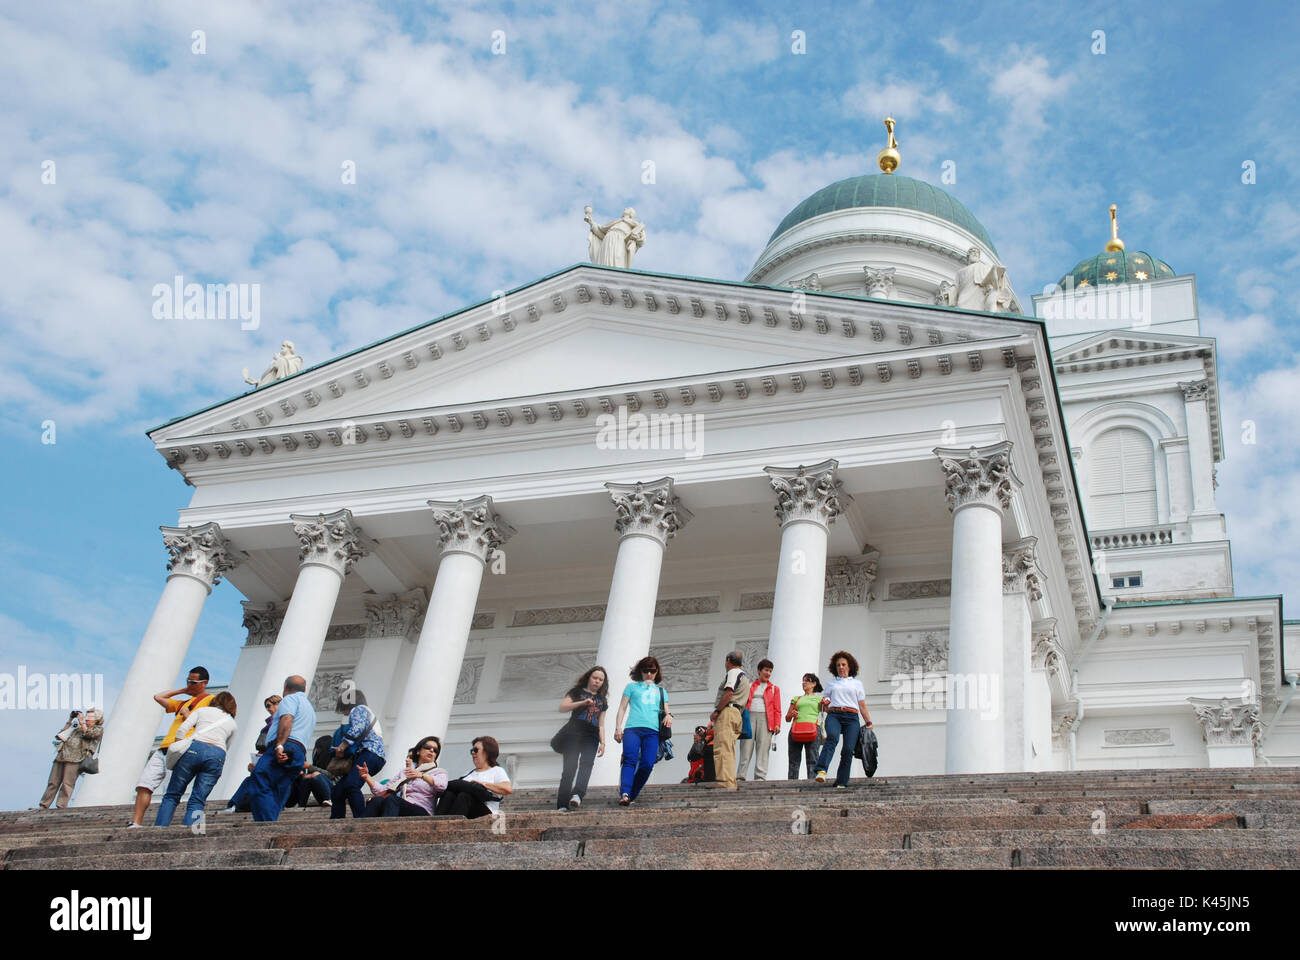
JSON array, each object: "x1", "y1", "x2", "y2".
[
  {"x1": 290, "y1": 508, "x2": 367, "y2": 577},
  {"x1": 934, "y1": 441, "x2": 1020, "y2": 515},
  {"x1": 428, "y1": 496, "x2": 516, "y2": 562},
  {"x1": 161, "y1": 521, "x2": 237, "y2": 592},
  {"x1": 1002, "y1": 536, "x2": 1044, "y2": 601},
  {"x1": 606, "y1": 477, "x2": 693, "y2": 545},
  {"x1": 764, "y1": 459, "x2": 849, "y2": 529},
  {"x1": 1179, "y1": 379, "x2": 1210, "y2": 402},
  {"x1": 1189, "y1": 696, "x2": 1262, "y2": 748},
  {"x1": 241, "y1": 600, "x2": 287, "y2": 646},
  {"x1": 1031, "y1": 617, "x2": 1065, "y2": 676}
]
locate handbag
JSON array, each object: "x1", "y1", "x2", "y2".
[
  {"x1": 791, "y1": 721, "x2": 818, "y2": 743},
  {"x1": 739, "y1": 705, "x2": 753, "y2": 740},
  {"x1": 78, "y1": 742, "x2": 100, "y2": 775},
  {"x1": 326, "y1": 707, "x2": 377, "y2": 779},
  {"x1": 164, "y1": 736, "x2": 193, "y2": 770},
  {"x1": 657, "y1": 686, "x2": 671, "y2": 743}
]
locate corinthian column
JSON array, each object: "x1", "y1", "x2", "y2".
[
  {"x1": 589, "y1": 478, "x2": 692, "y2": 787},
  {"x1": 386, "y1": 498, "x2": 515, "y2": 763},
  {"x1": 764, "y1": 460, "x2": 848, "y2": 781},
  {"x1": 216, "y1": 509, "x2": 364, "y2": 799},
  {"x1": 75, "y1": 523, "x2": 236, "y2": 806},
  {"x1": 935, "y1": 442, "x2": 1020, "y2": 774}
]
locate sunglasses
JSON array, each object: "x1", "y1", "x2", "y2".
[
  {"x1": 470, "y1": 746, "x2": 480, "y2": 754},
  {"x1": 421, "y1": 744, "x2": 439, "y2": 753}
]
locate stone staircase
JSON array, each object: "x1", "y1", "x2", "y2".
[{"x1": 4, "y1": 768, "x2": 1298, "y2": 869}]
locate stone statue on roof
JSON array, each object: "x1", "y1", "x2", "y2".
[
  {"x1": 243, "y1": 340, "x2": 303, "y2": 387},
  {"x1": 953, "y1": 247, "x2": 1003, "y2": 312},
  {"x1": 585, "y1": 205, "x2": 646, "y2": 268}
]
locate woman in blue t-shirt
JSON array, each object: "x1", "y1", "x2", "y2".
[
  {"x1": 554, "y1": 665, "x2": 609, "y2": 811},
  {"x1": 613, "y1": 656, "x2": 674, "y2": 806}
]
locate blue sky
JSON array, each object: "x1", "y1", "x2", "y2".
[{"x1": 2, "y1": 0, "x2": 1297, "y2": 811}]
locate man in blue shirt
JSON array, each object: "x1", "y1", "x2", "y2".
[{"x1": 248, "y1": 675, "x2": 317, "y2": 821}]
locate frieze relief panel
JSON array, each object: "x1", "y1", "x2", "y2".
[
  {"x1": 496, "y1": 650, "x2": 599, "y2": 701},
  {"x1": 308, "y1": 671, "x2": 353, "y2": 713},
  {"x1": 883, "y1": 628, "x2": 950, "y2": 676},
  {"x1": 455, "y1": 657, "x2": 485, "y2": 705},
  {"x1": 887, "y1": 579, "x2": 951, "y2": 601},
  {"x1": 1103, "y1": 728, "x2": 1173, "y2": 747},
  {"x1": 648, "y1": 641, "x2": 715, "y2": 692},
  {"x1": 737, "y1": 592, "x2": 775, "y2": 611},
  {"x1": 510, "y1": 596, "x2": 719, "y2": 627}
]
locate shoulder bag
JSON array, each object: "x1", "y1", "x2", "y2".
[{"x1": 326, "y1": 706, "x2": 377, "y2": 779}]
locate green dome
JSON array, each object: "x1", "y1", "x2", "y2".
[
  {"x1": 1057, "y1": 249, "x2": 1175, "y2": 289},
  {"x1": 768, "y1": 173, "x2": 997, "y2": 253}
]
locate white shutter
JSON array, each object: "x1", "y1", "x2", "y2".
[{"x1": 1087, "y1": 429, "x2": 1156, "y2": 527}]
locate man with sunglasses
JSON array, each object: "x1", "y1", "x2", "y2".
[{"x1": 128, "y1": 666, "x2": 212, "y2": 827}]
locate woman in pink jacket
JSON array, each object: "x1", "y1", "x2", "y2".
[{"x1": 737, "y1": 659, "x2": 781, "y2": 781}]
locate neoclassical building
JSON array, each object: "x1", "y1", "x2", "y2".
[{"x1": 78, "y1": 129, "x2": 1297, "y2": 805}]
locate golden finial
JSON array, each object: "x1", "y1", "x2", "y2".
[
  {"x1": 1105, "y1": 203, "x2": 1125, "y2": 251},
  {"x1": 877, "y1": 117, "x2": 901, "y2": 174}
]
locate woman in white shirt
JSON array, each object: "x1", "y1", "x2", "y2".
[
  {"x1": 155, "y1": 692, "x2": 239, "y2": 826},
  {"x1": 815, "y1": 651, "x2": 873, "y2": 788},
  {"x1": 435, "y1": 735, "x2": 513, "y2": 819}
]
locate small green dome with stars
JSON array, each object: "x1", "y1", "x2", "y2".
[{"x1": 1058, "y1": 249, "x2": 1175, "y2": 289}]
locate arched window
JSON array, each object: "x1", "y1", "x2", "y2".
[{"x1": 1087, "y1": 428, "x2": 1156, "y2": 528}]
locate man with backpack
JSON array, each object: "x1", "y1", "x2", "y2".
[{"x1": 706, "y1": 651, "x2": 750, "y2": 791}]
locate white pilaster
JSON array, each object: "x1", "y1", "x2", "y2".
[
  {"x1": 387, "y1": 499, "x2": 514, "y2": 766},
  {"x1": 590, "y1": 478, "x2": 691, "y2": 787},
  {"x1": 355, "y1": 590, "x2": 426, "y2": 738},
  {"x1": 1002, "y1": 537, "x2": 1042, "y2": 773},
  {"x1": 1180, "y1": 380, "x2": 1222, "y2": 539},
  {"x1": 75, "y1": 523, "x2": 236, "y2": 806},
  {"x1": 935, "y1": 443, "x2": 1020, "y2": 774},
  {"x1": 1028, "y1": 619, "x2": 1062, "y2": 772},
  {"x1": 1190, "y1": 696, "x2": 1261, "y2": 767},
  {"x1": 763, "y1": 460, "x2": 848, "y2": 781},
  {"x1": 216, "y1": 509, "x2": 364, "y2": 799}
]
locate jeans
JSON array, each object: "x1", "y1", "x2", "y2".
[
  {"x1": 816, "y1": 712, "x2": 860, "y2": 787},
  {"x1": 364, "y1": 793, "x2": 431, "y2": 817},
  {"x1": 436, "y1": 779, "x2": 494, "y2": 819},
  {"x1": 288, "y1": 773, "x2": 332, "y2": 808},
  {"x1": 228, "y1": 775, "x2": 254, "y2": 812},
  {"x1": 557, "y1": 732, "x2": 599, "y2": 808},
  {"x1": 248, "y1": 740, "x2": 306, "y2": 821},
  {"x1": 788, "y1": 733, "x2": 823, "y2": 780},
  {"x1": 330, "y1": 749, "x2": 385, "y2": 819},
  {"x1": 619, "y1": 727, "x2": 659, "y2": 800},
  {"x1": 156, "y1": 741, "x2": 227, "y2": 826}
]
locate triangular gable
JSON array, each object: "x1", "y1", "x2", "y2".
[{"x1": 151, "y1": 265, "x2": 1042, "y2": 443}]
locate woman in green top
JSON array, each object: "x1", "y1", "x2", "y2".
[{"x1": 785, "y1": 673, "x2": 825, "y2": 780}]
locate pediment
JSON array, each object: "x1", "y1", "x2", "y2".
[
  {"x1": 1052, "y1": 330, "x2": 1214, "y2": 367},
  {"x1": 152, "y1": 264, "x2": 1041, "y2": 444}
]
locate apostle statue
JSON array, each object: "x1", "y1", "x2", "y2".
[
  {"x1": 243, "y1": 340, "x2": 304, "y2": 387},
  {"x1": 585, "y1": 205, "x2": 646, "y2": 268},
  {"x1": 953, "y1": 247, "x2": 1003, "y2": 312}
]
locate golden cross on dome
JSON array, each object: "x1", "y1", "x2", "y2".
[
  {"x1": 1105, "y1": 203, "x2": 1126, "y2": 252},
  {"x1": 878, "y1": 117, "x2": 901, "y2": 174}
]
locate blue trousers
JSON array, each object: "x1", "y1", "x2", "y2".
[
  {"x1": 619, "y1": 727, "x2": 659, "y2": 800},
  {"x1": 156, "y1": 741, "x2": 227, "y2": 826},
  {"x1": 330, "y1": 749, "x2": 384, "y2": 819},
  {"x1": 817, "y1": 712, "x2": 860, "y2": 787},
  {"x1": 248, "y1": 741, "x2": 306, "y2": 821}
]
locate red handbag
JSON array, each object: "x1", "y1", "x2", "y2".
[{"x1": 791, "y1": 721, "x2": 818, "y2": 743}]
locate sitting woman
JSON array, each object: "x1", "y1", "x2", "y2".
[
  {"x1": 435, "y1": 735, "x2": 512, "y2": 820},
  {"x1": 155, "y1": 692, "x2": 238, "y2": 827},
  {"x1": 361, "y1": 736, "x2": 446, "y2": 817}
]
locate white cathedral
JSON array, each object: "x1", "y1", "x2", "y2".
[{"x1": 78, "y1": 122, "x2": 1298, "y2": 805}]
